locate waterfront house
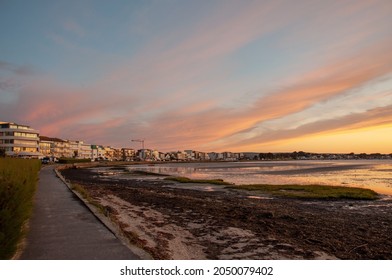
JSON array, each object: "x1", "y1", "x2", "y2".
[{"x1": 0, "y1": 121, "x2": 41, "y2": 158}]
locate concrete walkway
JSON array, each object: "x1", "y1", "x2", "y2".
[{"x1": 20, "y1": 166, "x2": 140, "y2": 260}]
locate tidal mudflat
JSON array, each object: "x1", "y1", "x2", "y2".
[{"x1": 60, "y1": 164, "x2": 392, "y2": 260}]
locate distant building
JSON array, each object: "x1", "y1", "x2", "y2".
[
  {"x1": 39, "y1": 138, "x2": 52, "y2": 157},
  {"x1": 151, "y1": 149, "x2": 161, "y2": 161},
  {"x1": 158, "y1": 151, "x2": 166, "y2": 161},
  {"x1": 68, "y1": 140, "x2": 80, "y2": 158},
  {"x1": 137, "y1": 149, "x2": 149, "y2": 160},
  {"x1": 207, "y1": 152, "x2": 219, "y2": 161},
  {"x1": 91, "y1": 145, "x2": 105, "y2": 160},
  {"x1": 121, "y1": 148, "x2": 135, "y2": 161},
  {"x1": 39, "y1": 136, "x2": 72, "y2": 158},
  {"x1": 80, "y1": 143, "x2": 92, "y2": 159},
  {"x1": 0, "y1": 121, "x2": 41, "y2": 158},
  {"x1": 67, "y1": 140, "x2": 92, "y2": 159},
  {"x1": 176, "y1": 151, "x2": 187, "y2": 161},
  {"x1": 194, "y1": 151, "x2": 207, "y2": 160}
]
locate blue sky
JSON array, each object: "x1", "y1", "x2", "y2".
[{"x1": 1, "y1": 0, "x2": 392, "y2": 153}]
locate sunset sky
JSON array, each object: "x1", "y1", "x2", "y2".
[{"x1": 1, "y1": 0, "x2": 391, "y2": 153}]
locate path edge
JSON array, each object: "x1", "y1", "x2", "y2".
[{"x1": 54, "y1": 167, "x2": 153, "y2": 260}]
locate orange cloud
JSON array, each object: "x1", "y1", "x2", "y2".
[
  {"x1": 2, "y1": 1, "x2": 392, "y2": 152},
  {"x1": 142, "y1": 44, "x2": 392, "y2": 151},
  {"x1": 221, "y1": 104, "x2": 392, "y2": 151}
]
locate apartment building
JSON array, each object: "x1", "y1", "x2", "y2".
[
  {"x1": 0, "y1": 122, "x2": 41, "y2": 158},
  {"x1": 67, "y1": 140, "x2": 92, "y2": 159},
  {"x1": 121, "y1": 148, "x2": 135, "y2": 161},
  {"x1": 91, "y1": 145, "x2": 105, "y2": 160},
  {"x1": 39, "y1": 136, "x2": 72, "y2": 158},
  {"x1": 39, "y1": 137, "x2": 52, "y2": 157}
]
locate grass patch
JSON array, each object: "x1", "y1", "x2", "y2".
[
  {"x1": 70, "y1": 183, "x2": 90, "y2": 200},
  {"x1": 0, "y1": 158, "x2": 41, "y2": 259},
  {"x1": 130, "y1": 170, "x2": 170, "y2": 177},
  {"x1": 228, "y1": 184, "x2": 379, "y2": 200},
  {"x1": 164, "y1": 176, "x2": 232, "y2": 185},
  {"x1": 71, "y1": 183, "x2": 106, "y2": 215},
  {"x1": 58, "y1": 158, "x2": 91, "y2": 164}
]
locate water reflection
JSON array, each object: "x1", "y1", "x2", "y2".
[{"x1": 126, "y1": 160, "x2": 392, "y2": 195}]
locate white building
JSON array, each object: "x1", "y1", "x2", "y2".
[
  {"x1": 39, "y1": 138, "x2": 52, "y2": 157},
  {"x1": 80, "y1": 143, "x2": 92, "y2": 159},
  {"x1": 0, "y1": 122, "x2": 41, "y2": 158},
  {"x1": 91, "y1": 145, "x2": 105, "y2": 160},
  {"x1": 67, "y1": 140, "x2": 92, "y2": 159},
  {"x1": 122, "y1": 148, "x2": 136, "y2": 161},
  {"x1": 39, "y1": 136, "x2": 72, "y2": 158}
]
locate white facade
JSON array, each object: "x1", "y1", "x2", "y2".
[
  {"x1": 91, "y1": 145, "x2": 105, "y2": 160},
  {"x1": 0, "y1": 122, "x2": 41, "y2": 157},
  {"x1": 122, "y1": 148, "x2": 135, "y2": 161},
  {"x1": 68, "y1": 140, "x2": 92, "y2": 159},
  {"x1": 39, "y1": 136, "x2": 72, "y2": 158},
  {"x1": 81, "y1": 143, "x2": 92, "y2": 159}
]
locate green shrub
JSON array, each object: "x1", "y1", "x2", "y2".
[
  {"x1": 229, "y1": 184, "x2": 379, "y2": 200},
  {"x1": 164, "y1": 176, "x2": 232, "y2": 185},
  {"x1": 58, "y1": 158, "x2": 91, "y2": 164},
  {"x1": 0, "y1": 158, "x2": 41, "y2": 259}
]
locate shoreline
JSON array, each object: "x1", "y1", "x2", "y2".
[{"x1": 60, "y1": 166, "x2": 392, "y2": 260}]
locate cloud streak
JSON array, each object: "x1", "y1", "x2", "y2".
[
  {"x1": 1, "y1": 0, "x2": 392, "y2": 153},
  {"x1": 223, "y1": 104, "x2": 392, "y2": 151},
  {"x1": 139, "y1": 35, "x2": 392, "y2": 151}
]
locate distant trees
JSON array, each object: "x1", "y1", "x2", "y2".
[
  {"x1": 259, "y1": 152, "x2": 274, "y2": 160},
  {"x1": 255, "y1": 151, "x2": 390, "y2": 161}
]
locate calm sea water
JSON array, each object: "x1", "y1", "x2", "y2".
[{"x1": 127, "y1": 160, "x2": 392, "y2": 195}]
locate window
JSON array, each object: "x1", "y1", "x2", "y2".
[
  {"x1": 14, "y1": 132, "x2": 38, "y2": 138},
  {"x1": 14, "y1": 139, "x2": 37, "y2": 145}
]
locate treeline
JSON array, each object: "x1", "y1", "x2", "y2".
[
  {"x1": 256, "y1": 151, "x2": 392, "y2": 160},
  {"x1": 0, "y1": 158, "x2": 41, "y2": 259},
  {"x1": 58, "y1": 158, "x2": 91, "y2": 164}
]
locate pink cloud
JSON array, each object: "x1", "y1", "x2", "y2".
[
  {"x1": 2, "y1": 0, "x2": 392, "y2": 152},
  {"x1": 137, "y1": 36, "x2": 392, "y2": 151},
  {"x1": 220, "y1": 104, "x2": 392, "y2": 151}
]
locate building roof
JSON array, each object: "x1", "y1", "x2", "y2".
[{"x1": 39, "y1": 136, "x2": 66, "y2": 142}]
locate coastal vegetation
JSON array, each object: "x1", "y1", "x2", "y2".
[
  {"x1": 163, "y1": 175, "x2": 378, "y2": 200},
  {"x1": 0, "y1": 158, "x2": 41, "y2": 259},
  {"x1": 229, "y1": 184, "x2": 379, "y2": 200},
  {"x1": 58, "y1": 158, "x2": 91, "y2": 164},
  {"x1": 130, "y1": 170, "x2": 170, "y2": 177},
  {"x1": 70, "y1": 183, "x2": 108, "y2": 216},
  {"x1": 164, "y1": 176, "x2": 232, "y2": 185}
]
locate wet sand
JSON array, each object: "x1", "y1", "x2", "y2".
[{"x1": 60, "y1": 166, "x2": 392, "y2": 260}]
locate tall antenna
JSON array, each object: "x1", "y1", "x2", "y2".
[{"x1": 131, "y1": 139, "x2": 145, "y2": 149}]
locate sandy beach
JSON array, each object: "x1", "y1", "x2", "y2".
[{"x1": 60, "y1": 166, "x2": 392, "y2": 260}]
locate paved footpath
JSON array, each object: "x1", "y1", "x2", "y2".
[{"x1": 20, "y1": 166, "x2": 140, "y2": 260}]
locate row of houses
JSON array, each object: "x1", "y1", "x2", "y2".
[
  {"x1": 0, "y1": 122, "x2": 207, "y2": 161},
  {"x1": 0, "y1": 121, "x2": 248, "y2": 161},
  {"x1": 0, "y1": 121, "x2": 136, "y2": 161},
  {"x1": 6, "y1": 121, "x2": 389, "y2": 162}
]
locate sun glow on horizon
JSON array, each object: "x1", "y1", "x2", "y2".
[{"x1": 228, "y1": 124, "x2": 392, "y2": 154}]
